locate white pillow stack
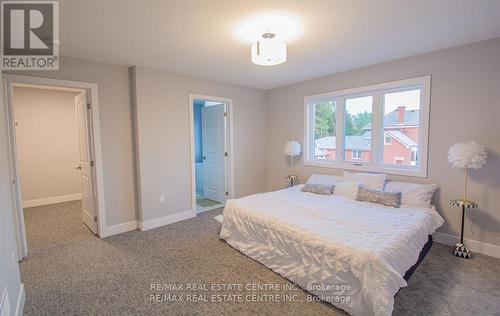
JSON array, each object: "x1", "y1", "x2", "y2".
[
  {"x1": 385, "y1": 181, "x2": 437, "y2": 209},
  {"x1": 334, "y1": 181, "x2": 362, "y2": 199},
  {"x1": 305, "y1": 172, "x2": 437, "y2": 208}
]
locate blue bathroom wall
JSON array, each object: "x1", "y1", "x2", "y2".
[{"x1": 193, "y1": 100, "x2": 204, "y2": 163}]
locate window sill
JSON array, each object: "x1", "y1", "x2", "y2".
[{"x1": 303, "y1": 160, "x2": 427, "y2": 178}]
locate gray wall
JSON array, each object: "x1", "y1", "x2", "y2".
[
  {"x1": 8, "y1": 57, "x2": 137, "y2": 226},
  {"x1": 266, "y1": 38, "x2": 500, "y2": 246},
  {"x1": 14, "y1": 87, "x2": 81, "y2": 202},
  {"x1": 0, "y1": 75, "x2": 23, "y2": 315},
  {"x1": 133, "y1": 66, "x2": 267, "y2": 221},
  {"x1": 4, "y1": 40, "x2": 499, "y2": 248}
]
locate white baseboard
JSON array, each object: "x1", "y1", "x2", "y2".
[
  {"x1": 22, "y1": 193, "x2": 82, "y2": 208},
  {"x1": 196, "y1": 203, "x2": 224, "y2": 214},
  {"x1": 15, "y1": 284, "x2": 25, "y2": 316},
  {"x1": 98, "y1": 210, "x2": 196, "y2": 237},
  {"x1": 101, "y1": 220, "x2": 138, "y2": 238},
  {"x1": 433, "y1": 232, "x2": 500, "y2": 259},
  {"x1": 138, "y1": 210, "x2": 194, "y2": 231}
]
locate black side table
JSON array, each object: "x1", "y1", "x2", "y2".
[
  {"x1": 285, "y1": 175, "x2": 298, "y2": 187},
  {"x1": 450, "y1": 199, "x2": 479, "y2": 259}
]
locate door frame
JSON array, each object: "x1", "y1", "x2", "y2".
[
  {"x1": 188, "y1": 93, "x2": 234, "y2": 216},
  {"x1": 3, "y1": 74, "x2": 107, "y2": 259}
]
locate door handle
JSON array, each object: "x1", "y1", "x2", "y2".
[
  {"x1": 203, "y1": 156, "x2": 206, "y2": 160},
  {"x1": 76, "y1": 165, "x2": 82, "y2": 170}
]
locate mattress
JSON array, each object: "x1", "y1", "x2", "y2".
[{"x1": 220, "y1": 185, "x2": 444, "y2": 316}]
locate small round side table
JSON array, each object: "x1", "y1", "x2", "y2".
[{"x1": 450, "y1": 199, "x2": 479, "y2": 259}]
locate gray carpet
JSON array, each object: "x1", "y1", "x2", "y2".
[{"x1": 21, "y1": 201, "x2": 500, "y2": 315}]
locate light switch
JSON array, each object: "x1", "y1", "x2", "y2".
[
  {"x1": 10, "y1": 254, "x2": 16, "y2": 269},
  {"x1": 159, "y1": 193, "x2": 166, "y2": 204}
]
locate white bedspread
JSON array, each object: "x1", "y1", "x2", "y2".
[{"x1": 220, "y1": 185, "x2": 443, "y2": 316}]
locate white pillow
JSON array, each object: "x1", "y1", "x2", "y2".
[
  {"x1": 342, "y1": 171, "x2": 387, "y2": 190},
  {"x1": 385, "y1": 181, "x2": 437, "y2": 209},
  {"x1": 306, "y1": 174, "x2": 342, "y2": 186},
  {"x1": 334, "y1": 181, "x2": 362, "y2": 199}
]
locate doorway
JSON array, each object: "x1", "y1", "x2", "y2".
[
  {"x1": 3, "y1": 75, "x2": 106, "y2": 259},
  {"x1": 189, "y1": 94, "x2": 233, "y2": 214}
]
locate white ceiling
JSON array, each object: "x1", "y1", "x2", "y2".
[{"x1": 59, "y1": 0, "x2": 500, "y2": 89}]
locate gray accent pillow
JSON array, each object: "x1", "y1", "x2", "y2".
[
  {"x1": 301, "y1": 184, "x2": 334, "y2": 195},
  {"x1": 356, "y1": 187, "x2": 402, "y2": 208}
]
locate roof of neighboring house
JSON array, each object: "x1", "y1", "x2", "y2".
[
  {"x1": 385, "y1": 130, "x2": 418, "y2": 148},
  {"x1": 364, "y1": 109, "x2": 420, "y2": 129},
  {"x1": 315, "y1": 147, "x2": 327, "y2": 157},
  {"x1": 315, "y1": 129, "x2": 417, "y2": 153},
  {"x1": 385, "y1": 109, "x2": 419, "y2": 126},
  {"x1": 315, "y1": 133, "x2": 371, "y2": 151}
]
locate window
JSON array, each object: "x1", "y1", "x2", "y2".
[
  {"x1": 384, "y1": 135, "x2": 392, "y2": 144},
  {"x1": 394, "y1": 157, "x2": 404, "y2": 164},
  {"x1": 305, "y1": 76, "x2": 430, "y2": 177},
  {"x1": 352, "y1": 150, "x2": 362, "y2": 160},
  {"x1": 311, "y1": 100, "x2": 336, "y2": 160},
  {"x1": 382, "y1": 89, "x2": 420, "y2": 167},
  {"x1": 344, "y1": 96, "x2": 372, "y2": 162}
]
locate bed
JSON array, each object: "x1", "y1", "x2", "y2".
[{"x1": 220, "y1": 183, "x2": 444, "y2": 316}]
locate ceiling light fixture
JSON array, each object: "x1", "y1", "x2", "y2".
[
  {"x1": 238, "y1": 14, "x2": 299, "y2": 66},
  {"x1": 251, "y1": 32, "x2": 287, "y2": 66}
]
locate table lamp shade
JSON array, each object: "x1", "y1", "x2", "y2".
[
  {"x1": 284, "y1": 141, "x2": 301, "y2": 157},
  {"x1": 448, "y1": 141, "x2": 487, "y2": 169},
  {"x1": 448, "y1": 141, "x2": 487, "y2": 204}
]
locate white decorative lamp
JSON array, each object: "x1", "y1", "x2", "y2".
[
  {"x1": 284, "y1": 140, "x2": 301, "y2": 187},
  {"x1": 447, "y1": 141, "x2": 487, "y2": 259}
]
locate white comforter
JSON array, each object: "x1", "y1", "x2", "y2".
[{"x1": 220, "y1": 185, "x2": 444, "y2": 316}]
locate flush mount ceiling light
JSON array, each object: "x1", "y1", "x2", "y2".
[
  {"x1": 238, "y1": 14, "x2": 299, "y2": 66},
  {"x1": 251, "y1": 32, "x2": 287, "y2": 66}
]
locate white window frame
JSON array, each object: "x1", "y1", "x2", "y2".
[
  {"x1": 304, "y1": 76, "x2": 430, "y2": 177},
  {"x1": 384, "y1": 134, "x2": 392, "y2": 145},
  {"x1": 410, "y1": 148, "x2": 418, "y2": 166}
]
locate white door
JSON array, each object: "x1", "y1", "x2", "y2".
[
  {"x1": 202, "y1": 104, "x2": 226, "y2": 203},
  {"x1": 75, "y1": 92, "x2": 97, "y2": 234}
]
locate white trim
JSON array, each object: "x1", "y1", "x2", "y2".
[
  {"x1": 384, "y1": 130, "x2": 415, "y2": 148},
  {"x1": 196, "y1": 203, "x2": 224, "y2": 214},
  {"x1": 3, "y1": 74, "x2": 107, "y2": 259},
  {"x1": 188, "y1": 93, "x2": 235, "y2": 218},
  {"x1": 138, "y1": 210, "x2": 194, "y2": 231},
  {"x1": 13, "y1": 83, "x2": 82, "y2": 93},
  {"x1": 15, "y1": 284, "x2": 25, "y2": 316},
  {"x1": 22, "y1": 193, "x2": 82, "y2": 208},
  {"x1": 433, "y1": 232, "x2": 500, "y2": 259},
  {"x1": 304, "y1": 75, "x2": 431, "y2": 178},
  {"x1": 101, "y1": 220, "x2": 138, "y2": 238},
  {"x1": 3, "y1": 79, "x2": 27, "y2": 261}
]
